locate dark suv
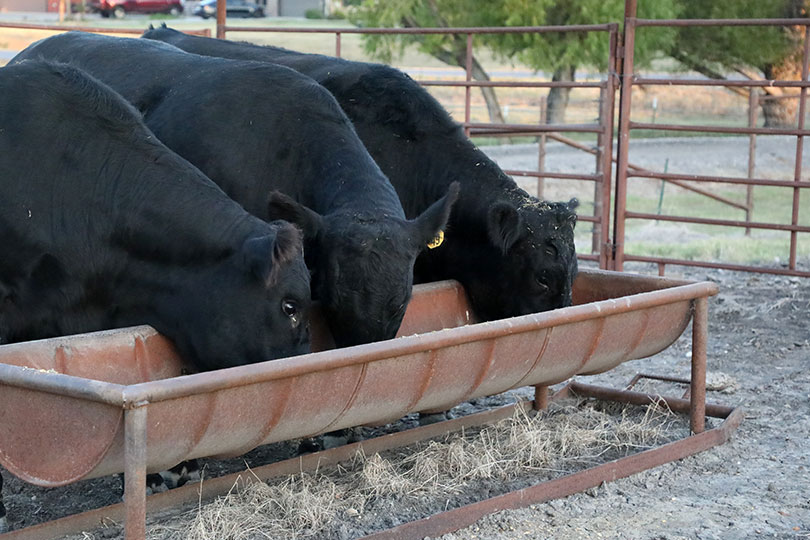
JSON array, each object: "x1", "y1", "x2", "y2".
[{"x1": 90, "y1": 0, "x2": 183, "y2": 18}]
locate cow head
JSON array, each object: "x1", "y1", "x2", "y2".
[
  {"x1": 165, "y1": 222, "x2": 311, "y2": 371},
  {"x1": 444, "y1": 198, "x2": 578, "y2": 322},
  {"x1": 268, "y1": 184, "x2": 458, "y2": 347}
]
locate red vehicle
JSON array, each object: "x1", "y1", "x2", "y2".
[{"x1": 90, "y1": 0, "x2": 183, "y2": 18}]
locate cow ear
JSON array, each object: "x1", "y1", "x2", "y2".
[
  {"x1": 488, "y1": 202, "x2": 524, "y2": 254},
  {"x1": 410, "y1": 181, "x2": 460, "y2": 251},
  {"x1": 267, "y1": 191, "x2": 323, "y2": 240},
  {"x1": 241, "y1": 224, "x2": 302, "y2": 285}
]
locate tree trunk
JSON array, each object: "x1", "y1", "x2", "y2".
[
  {"x1": 547, "y1": 65, "x2": 575, "y2": 124},
  {"x1": 431, "y1": 43, "x2": 508, "y2": 126},
  {"x1": 761, "y1": 58, "x2": 802, "y2": 128}
]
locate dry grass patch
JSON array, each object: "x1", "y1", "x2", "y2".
[{"x1": 147, "y1": 400, "x2": 677, "y2": 540}]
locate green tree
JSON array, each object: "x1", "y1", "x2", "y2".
[
  {"x1": 350, "y1": 0, "x2": 678, "y2": 123},
  {"x1": 667, "y1": 0, "x2": 805, "y2": 127}
]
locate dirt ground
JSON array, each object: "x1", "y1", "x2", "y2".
[{"x1": 1, "y1": 138, "x2": 809, "y2": 538}]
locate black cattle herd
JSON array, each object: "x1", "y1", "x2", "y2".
[{"x1": 0, "y1": 26, "x2": 578, "y2": 532}]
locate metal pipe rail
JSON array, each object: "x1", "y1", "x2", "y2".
[{"x1": 613, "y1": 1, "x2": 810, "y2": 276}]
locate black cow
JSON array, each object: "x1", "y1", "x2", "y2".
[
  {"x1": 1, "y1": 60, "x2": 310, "y2": 367},
  {"x1": 142, "y1": 26, "x2": 579, "y2": 322},
  {"x1": 0, "y1": 60, "x2": 313, "y2": 528},
  {"x1": 13, "y1": 32, "x2": 458, "y2": 348}
]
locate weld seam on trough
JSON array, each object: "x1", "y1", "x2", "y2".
[
  {"x1": 0, "y1": 364, "x2": 126, "y2": 407},
  {"x1": 464, "y1": 337, "x2": 498, "y2": 399},
  {"x1": 358, "y1": 407, "x2": 744, "y2": 540},
  {"x1": 231, "y1": 377, "x2": 296, "y2": 457},
  {"x1": 120, "y1": 282, "x2": 718, "y2": 405},
  {"x1": 402, "y1": 349, "x2": 438, "y2": 413},
  {"x1": 513, "y1": 327, "x2": 554, "y2": 388},
  {"x1": 320, "y1": 362, "x2": 369, "y2": 434}
]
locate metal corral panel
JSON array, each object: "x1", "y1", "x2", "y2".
[{"x1": 0, "y1": 269, "x2": 717, "y2": 486}]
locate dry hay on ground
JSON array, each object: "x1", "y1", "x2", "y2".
[{"x1": 145, "y1": 400, "x2": 682, "y2": 540}]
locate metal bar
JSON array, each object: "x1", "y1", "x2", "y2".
[
  {"x1": 504, "y1": 169, "x2": 601, "y2": 181},
  {"x1": 633, "y1": 77, "x2": 810, "y2": 88},
  {"x1": 569, "y1": 381, "x2": 735, "y2": 419},
  {"x1": 123, "y1": 406, "x2": 147, "y2": 540},
  {"x1": 215, "y1": 0, "x2": 226, "y2": 39},
  {"x1": 465, "y1": 122, "x2": 603, "y2": 133},
  {"x1": 464, "y1": 34, "x2": 473, "y2": 138},
  {"x1": 690, "y1": 298, "x2": 707, "y2": 434},
  {"x1": 533, "y1": 385, "x2": 549, "y2": 411},
  {"x1": 0, "y1": 22, "x2": 210, "y2": 35},
  {"x1": 612, "y1": 0, "x2": 637, "y2": 270},
  {"x1": 119, "y1": 280, "x2": 717, "y2": 405},
  {"x1": 222, "y1": 23, "x2": 617, "y2": 35},
  {"x1": 790, "y1": 28, "x2": 810, "y2": 269},
  {"x1": 622, "y1": 254, "x2": 810, "y2": 277},
  {"x1": 635, "y1": 18, "x2": 810, "y2": 28},
  {"x1": 600, "y1": 28, "x2": 619, "y2": 269},
  {"x1": 624, "y1": 211, "x2": 810, "y2": 233},
  {"x1": 628, "y1": 170, "x2": 810, "y2": 189},
  {"x1": 747, "y1": 90, "x2": 758, "y2": 235},
  {"x1": 418, "y1": 80, "x2": 606, "y2": 89},
  {"x1": 335, "y1": 32, "x2": 342, "y2": 57},
  {"x1": 0, "y1": 364, "x2": 125, "y2": 407},
  {"x1": 629, "y1": 121, "x2": 810, "y2": 137},
  {"x1": 594, "y1": 86, "x2": 606, "y2": 255},
  {"x1": 537, "y1": 96, "x2": 547, "y2": 199},
  {"x1": 360, "y1": 407, "x2": 743, "y2": 540}
]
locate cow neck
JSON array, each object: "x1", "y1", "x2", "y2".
[{"x1": 120, "y1": 142, "x2": 265, "y2": 262}]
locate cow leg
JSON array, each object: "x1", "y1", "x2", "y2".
[
  {"x1": 298, "y1": 429, "x2": 359, "y2": 454},
  {"x1": 118, "y1": 472, "x2": 168, "y2": 499},
  {"x1": 158, "y1": 459, "x2": 200, "y2": 489},
  {"x1": 0, "y1": 472, "x2": 8, "y2": 534}
]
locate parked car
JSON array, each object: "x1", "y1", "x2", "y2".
[
  {"x1": 193, "y1": 0, "x2": 263, "y2": 18},
  {"x1": 90, "y1": 0, "x2": 183, "y2": 17}
]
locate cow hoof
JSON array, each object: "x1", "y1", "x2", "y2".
[
  {"x1": 146, "y1": 473, "x2": 168, "y2": 495},
  {"x1": 321, "y1": 433, "x2": 350, "y2": 450},
  {"x1": 160, "y1": 460, "x2": 201, "y2": 489},
  {"x1": 418, "y1": 412, "x2": 448, "y2": 426}
]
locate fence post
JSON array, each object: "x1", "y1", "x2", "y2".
[
  {"x1": 537, "y1": 96, "x2": 547, "y2": 200},
  {"x1": 593, "y1": 87, "x2": 605, "y2": 256},
  {"x1": 612, "y1": 0, "x2": 638, "y2": 271},
  {"x1": 790, "y1": 25, "x2": 810, "y2": 270},
  {"x1": 123, "y1": 405, "x2": 148, "y2": 540},
  {"x1": 216, "y1": 0, "x2": 226, "y2": 39},
  {"x1": 746, "y1": 90, "x2": 758, "y2": 236},
  {"x1": 464, "y1": 33, "x2": 473, "y2": 139}
]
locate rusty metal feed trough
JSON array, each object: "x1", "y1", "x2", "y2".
[{"x1": 0, "y1": 269, "x2": 722, "y2": 538}]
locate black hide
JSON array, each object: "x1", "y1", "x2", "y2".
[
  {"x1": 13, "y1": 32, "x2": 457, "y2": 346},
  {"x1": 0, "y1": 60, "x2": 311, "y2": 371},
  {"x1": 141, "y1": 26, "x2": 579, "y2": 321}
]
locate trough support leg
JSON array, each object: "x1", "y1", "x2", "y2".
[
  {"x1": 690, "y1": 297, "x2": 708, "y2": 434},
  {"x1": 124, "y1": 405, "x2": 148, "y2": 540},
  {"x1": 533, "y1": 384, "x2": 549, "y2": 411}
]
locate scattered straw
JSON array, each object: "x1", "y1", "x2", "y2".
[{"x1": 146, "y1": 401, "x2": 677, "y2": 540}]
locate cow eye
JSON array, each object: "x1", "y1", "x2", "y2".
[{"x1": 281, "y1": 299, "x2": 299, "y2": 325}]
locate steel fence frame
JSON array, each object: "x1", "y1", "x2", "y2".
[{"x1": 615, "y1": 0, "x2": 810, "y2": 277}]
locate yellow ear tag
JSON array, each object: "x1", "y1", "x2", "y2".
[{"x1": 427, "y1": 230, "x2": 445, "y2": 249}]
